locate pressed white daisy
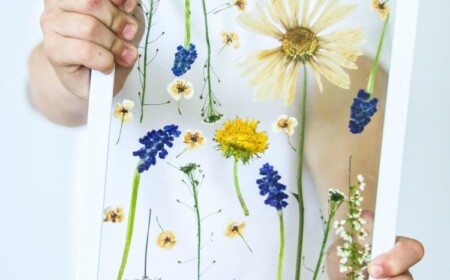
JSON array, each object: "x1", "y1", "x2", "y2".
[{"x1": 237, "y1": 0, "x2": 365, "y2": 105}]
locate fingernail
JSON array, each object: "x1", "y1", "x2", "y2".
[
  {"x1": 369, "y1": 264, "x2": 384, "y2": 278},
  {"x1": 124, "y1": 0, "x2": 136, "y2": 13},
  {"x1": 121, "y1": 47, "x2": 137, "y2": 65},
  {"x1": 123, "y1": 24, "x2": 137, "y2": 41}
]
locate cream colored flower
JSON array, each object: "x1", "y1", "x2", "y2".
[
  {"x1": 113, "y1": 100, "x2": 134, "y2": 122},
  {"x1": 237, "y1": 0, "x2": 365, "y2": 105},
  {"x1": 371, "y1": 0, "x2": 390, "y2": 20},
  {"x1": 271, "y1": 115, "x2": 298, "y2": 136},
  {"x1": 167, "y1": 79, "x2": 194, "y2": 101},
  {"x1": 103, "y1": 207, "x2": 124, "y2": 223},
  {"x1": 221, "y1": 32, "x2": 241, "y2": 49},
  {"x1": 156, "y1": 231, "x2": 177, "y2": 250},
  {"x1": 183, "y1": 130, "x2": 206, "y2": 151},
  {"x1": 224, "y1": 221, "x2": 246, "y2": 238},
  {"x1": 231, "y1": 0, "x2": 247, "y2": 12}
]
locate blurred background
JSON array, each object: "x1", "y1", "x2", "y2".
[{"x1": 0, "y1": 0, "x2": 448, "y2": 279}]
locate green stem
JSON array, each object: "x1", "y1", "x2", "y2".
[
  {"x1": 139, "y1": 0, "x2": 155, "y2": 123},
  {"x1": 184, "y1": 0, "x2": 191, "y2": 48},
  {"x1": 366, "y1": 13, "x2": 390, "y2": 95},
  {"x1": 117, "y1": 162, "x2": 142, "y2": 280},
  {"x1": 201, "y1": 0, "x2": 221, "y2": 123},
  {"x1": 312, "y1": 206, "x2": 338, "y2": 280},
  {"x1": 278, "y1": 211, "x2": 285, "y2": 280},
  {"x1": 116, "y1": 116, "x2": 125, "y2": 145},
  {"x1": 233, "y1": 159, "x2": 249, "y2": 216},
  {"x1": 191, "y1": 174, "x2": 202, "y2": 280},
  {"x1": 294, "y1": 63, "x2": 307, "y2": 280}
]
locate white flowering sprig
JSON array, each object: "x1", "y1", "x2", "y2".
[
  {"x1": 334, "y1": 175, "x2": 371, "y2": 279},
  {"x1": 312, "y1": 189, "x2": 346, "y2": 280}
]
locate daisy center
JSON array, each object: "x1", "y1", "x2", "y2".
[{"x1": 281, "y1": 27, "x2": 318, "y2": 60}]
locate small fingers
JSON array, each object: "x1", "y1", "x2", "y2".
[
  {"x1": 51, "y1": 12, "x2": 137, "y2": 67},
  {"x1": 61, "y1": 0, "x2": 138, "y2": 42},
  {"x1": 110, "y1": 0, "x2": 137, "y2": 13},
  {"x1": 45, "y1": 35, "x2": 115, "y2": 74},
  {"x1": 369, "y1": 237, "x2": 424, "y2": 279}
]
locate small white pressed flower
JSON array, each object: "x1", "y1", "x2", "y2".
[{"x1": 167, "y1": 79, "x2": 194, "y2": 101}]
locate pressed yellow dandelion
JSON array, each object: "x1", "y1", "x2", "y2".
[
  {"x1": 156, "y1": 231, "x2": 177, "y2": 250},
  {"x1": 114, "y1": 99, "x2": 134, "y2": 144},
  {"x1": 103, "y1": 207, "x2": 124, "y2": 223},
  {"x1": 371, "y1": 0, "x2": 390, "y2": 20},
  {"x1": 214, "y1": 117, "x2": 268, "y2": 164},
  {"x1": 177, "y1": 130, "x2": 206, "y2": 158},
  {"x1": 237, "y1": 0, "x2": 365, "y2": 105},
  {"x1": 224, "y1": 221, "x2": 246, "y2": 238},
  {"x1": 167, "y1": 79, "x2": 194, "y2": 115},
  {"x1": 214, "y1": 117, "x2": 268, "y2": 216}
]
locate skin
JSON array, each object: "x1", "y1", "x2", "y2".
[{"x1": 28, "y1": 0, "x2": 424, "y2": 278}]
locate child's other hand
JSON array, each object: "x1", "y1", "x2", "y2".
[{"x1": 40, "y1": 0, "x2": 139, "y2": 98}]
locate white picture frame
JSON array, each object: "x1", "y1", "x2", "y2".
[{"x1": 75, "y1": 0, "x2": 420, "y2": 279}]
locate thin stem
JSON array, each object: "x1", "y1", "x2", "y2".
[
  {"x1": 233, "y1": 159, "x2": 249, "y2": 216},
  {"x1": 117, "y1": 162, "x2": 142, "y2": 280},
  {"x1": 278, "y1": 211, "x2": 285, "y2": 280},
  {"x1": 192, "y1": 176, "x2": 202, "y2": 280},
  {"x1": 201, "y1": 0, "x2": 222, "y2": 123},
  {"x1": 295, "y1": 63, "x2": 308, "y2": 280},
  {"x1": 139, "y1": 0, "x2": 155, "y2": 123},
  {"x1": 143, "y1": 209, "x2": 152, "y2": 278},
  {"x1": 312, "y1": 207, "x2": 338, "y2": 280},
  {"x1": 366, "y1": 13, "x2": 390, "y2": 95},
  {"x1": 236, "y1": 230, "x2": 253, "y2": 253},
  {"x1": 116, "y1": 116, "x2": 125, "y2": 145},
  {"x1": 184, "y1": 0, "x2": 191, "y2": 48}
]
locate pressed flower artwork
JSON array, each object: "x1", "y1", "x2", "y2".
[{"x1": 97, "y1": 0, "x2": 398, "y2": 279}]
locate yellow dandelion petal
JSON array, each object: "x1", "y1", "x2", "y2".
[
  {"x1": 238, "y1": 0, "x2": 364, "y2": 105},
  {"x1": 156, "y1": 231, "x2": 177, "y2": 250},
  {"x1": 214, "y1": 117, "x2": 268, "y2": 164},
  {"x1": 225, "y1": 222, "x2": 247, "y2": 238}
]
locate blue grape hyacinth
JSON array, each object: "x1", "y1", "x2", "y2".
[
  {"x1": 133, "y1": 125, "x2": 181, "y2": 173},
  {"x1": 349, "y1": 89, "x2": 379, "y2": 134},
  {"x1": 256, "y1": 163, "x2": 289, "y2": 210},
  {"x1": 171, "y1": 43, "x2": 198, "y2": 76}
]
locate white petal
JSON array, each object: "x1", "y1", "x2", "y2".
[
  {"x1": 311, "y1": 2, "x2": 357, "y2": 34},
  {"x1": 237, "y1": 4, "x2": 284, "y2": 39},
  {"x1": 122, "y1": 99, "x2": 134, "y2": 110},
  {"x1": 267, "y1": 0, "x2": 292, "y2": 29},
  {"x1": 304, "y1": 0, "x2": 326, "y2": 27}
]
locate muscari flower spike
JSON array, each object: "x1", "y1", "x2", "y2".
[
  {"x1": 172, "y1": 43, "x2": 198, "y2": 76},
  {"x1": 349, "y1": 89, "x2": 379, "y2": 134},
  {"x1": 133, "y1": 125, "x2": 181, "y2": 173},
  {"x1": 257, "y1": 163, "x2": 289, "y2": 211}
]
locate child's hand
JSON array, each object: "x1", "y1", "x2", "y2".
[{"x1": 40, "y1": 0, "x2": 140, "y2": 98}]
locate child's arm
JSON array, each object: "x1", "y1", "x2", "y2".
[{"x1": 28, "y1": 0, "x2": 144, "y2": 126}]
